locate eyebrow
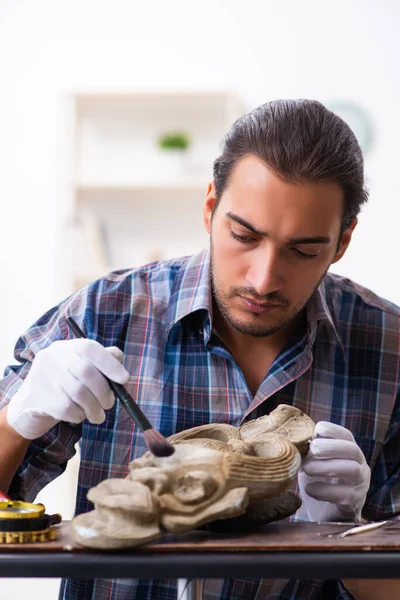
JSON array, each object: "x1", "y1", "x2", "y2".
[{"x1": 226, "y1": 212, "x2": 332, "y2": 245}]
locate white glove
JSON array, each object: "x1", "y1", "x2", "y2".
[
  {"x1": 298, "y1": 421, "x2": 371, "y2": 523},
  {"x1": 7, "y1": 338, "x2": 130, "y2": 440}
]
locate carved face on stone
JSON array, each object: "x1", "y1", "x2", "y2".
[
  {"x1": 128, "y1": 444, "x2": 252, "y2": 533},
  {"x1": 71, "y1": 404, "x2": 314, "y2": 549}
]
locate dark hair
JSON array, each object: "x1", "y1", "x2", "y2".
[{"x1": 213, "y1": 99, "x2": 368, "y2": 231}]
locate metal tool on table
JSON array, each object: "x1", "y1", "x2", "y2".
[
  {"x1": 338, "y1": 520, "x2": 388, "y2": 538},
  {"x1": 321, "y1": 519, "x2": 390, "y2": 539},
  {"x1": 0, "y1": 490, "x2": 62, "y2": 544}
]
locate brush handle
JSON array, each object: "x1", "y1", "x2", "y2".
[
  {"x1": 65, "y1": 316, "x2": 152, "y2": 432},
  {"x1": 108, "y1": 380, "x2": 152, "y2": 431}
]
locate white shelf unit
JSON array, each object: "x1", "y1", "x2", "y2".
[{"x1": 65, "y1": 91, "x2": 246, "y2": 291}]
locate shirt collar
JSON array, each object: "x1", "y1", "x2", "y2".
[
  {"x1": 307, "y1": 277, "x2": 345, "y2": 354},
  {"x1": 166, "y1": 248, "x2": 212, "y2": 335},
  {"x1": 167, "y1": 248, "x2": 344, "y2": 354}
]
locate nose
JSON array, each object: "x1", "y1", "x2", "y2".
[{"x1": 245, "y1": 246, "x2": 284, "y2": 296}]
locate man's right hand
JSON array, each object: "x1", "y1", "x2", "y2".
[{"x1": 6, "y1": 338, "x2": 130, "y2": 440}]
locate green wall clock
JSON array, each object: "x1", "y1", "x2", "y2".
[{"x1": 327, "y1": 100, "x2": 373, "y2": 154}]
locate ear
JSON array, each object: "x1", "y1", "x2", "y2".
[
  {"x1": 331, "y1": 219, "x2": 358, "y2": 264},
  {"x1": 203, "y1": 181, "x2": 217, "y2": 234}
]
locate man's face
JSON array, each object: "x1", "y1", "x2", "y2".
[{"x1": 203, "y1": 155, "x2": 355, "y2": 338}]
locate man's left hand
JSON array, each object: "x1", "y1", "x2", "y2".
[{"x1": 298, "y1": 421, "x2": 371, "y2": 523}]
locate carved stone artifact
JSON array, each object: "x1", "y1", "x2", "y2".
[{"x1": 72, "y1": 405, "x2": 315, "y2": 549}]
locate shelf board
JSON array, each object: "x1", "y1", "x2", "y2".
[
  {"x1": 74, "y1": 90, "x2": 242, "y2": 108},
  {"x1": 76, "y1": 181, "x2": 208, "y2": 194}
]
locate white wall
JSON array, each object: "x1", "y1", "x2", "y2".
[{"x1": 0, "y1": 1, "x2": 399, "y2": 598}]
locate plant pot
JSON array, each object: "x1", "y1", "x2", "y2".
[{"x1": 155, "y1": 149, "x2": 188, "y2": 182}]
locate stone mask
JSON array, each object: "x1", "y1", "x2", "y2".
[{"x1": 72, "y1": 405, "x2": 314, "y2": 549}]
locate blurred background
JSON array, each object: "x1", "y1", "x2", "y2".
[{"x1": 0, "y1": 0, "x2": 399, "y2": 597}]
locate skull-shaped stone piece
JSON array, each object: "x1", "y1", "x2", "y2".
[{"x1": 71, "y1": 405, "x2": 314, "y2": 549}]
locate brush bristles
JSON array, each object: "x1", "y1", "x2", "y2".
[{"x1": 143, "y1": 429, "x2": 175, "y2": 457}]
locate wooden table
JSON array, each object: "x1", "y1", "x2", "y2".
[{"x1": 1, "y1": 520, "x2": 400, "y2": 598}]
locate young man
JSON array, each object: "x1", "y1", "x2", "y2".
[{"x1": 0, "y1": 99, "x2": 399, "y2": 600}]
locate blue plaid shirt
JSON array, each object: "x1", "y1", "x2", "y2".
[{"x1": 1, "y1": 248, "x2": 400, "y2": 600}]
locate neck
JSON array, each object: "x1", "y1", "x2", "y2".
[{"x1": 212, "y1": 304, "x2": 307, "y2": 396}]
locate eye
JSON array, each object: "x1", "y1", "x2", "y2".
[
  {"x1": 291, "y1": 248, "x2": 320, "y2": 260},
  {"x1": 230, "y1": 230, "x2": 256, "y2": 244},
  {"x1": 174, "y1": 471, "x2": 217, "y2": 504}
]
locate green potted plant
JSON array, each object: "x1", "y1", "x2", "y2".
[{"x1": 156, "y1": 131, "x2": 191, "y2": 180}]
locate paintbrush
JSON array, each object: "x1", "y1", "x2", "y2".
[{"x1": 65, "y1": 316, "x2": 175, "y2": 458}]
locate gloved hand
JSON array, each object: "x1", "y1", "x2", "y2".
[
  {"x1": 298, "y1": 421, "x2": 371, "y2": 523},
  {"x1": 6, "y1": 338, "x2": 130, "y2": 440}
]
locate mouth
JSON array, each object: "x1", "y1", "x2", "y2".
[{"x1": 239, "y1": 296, "x2": 285, "y2": 314}]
